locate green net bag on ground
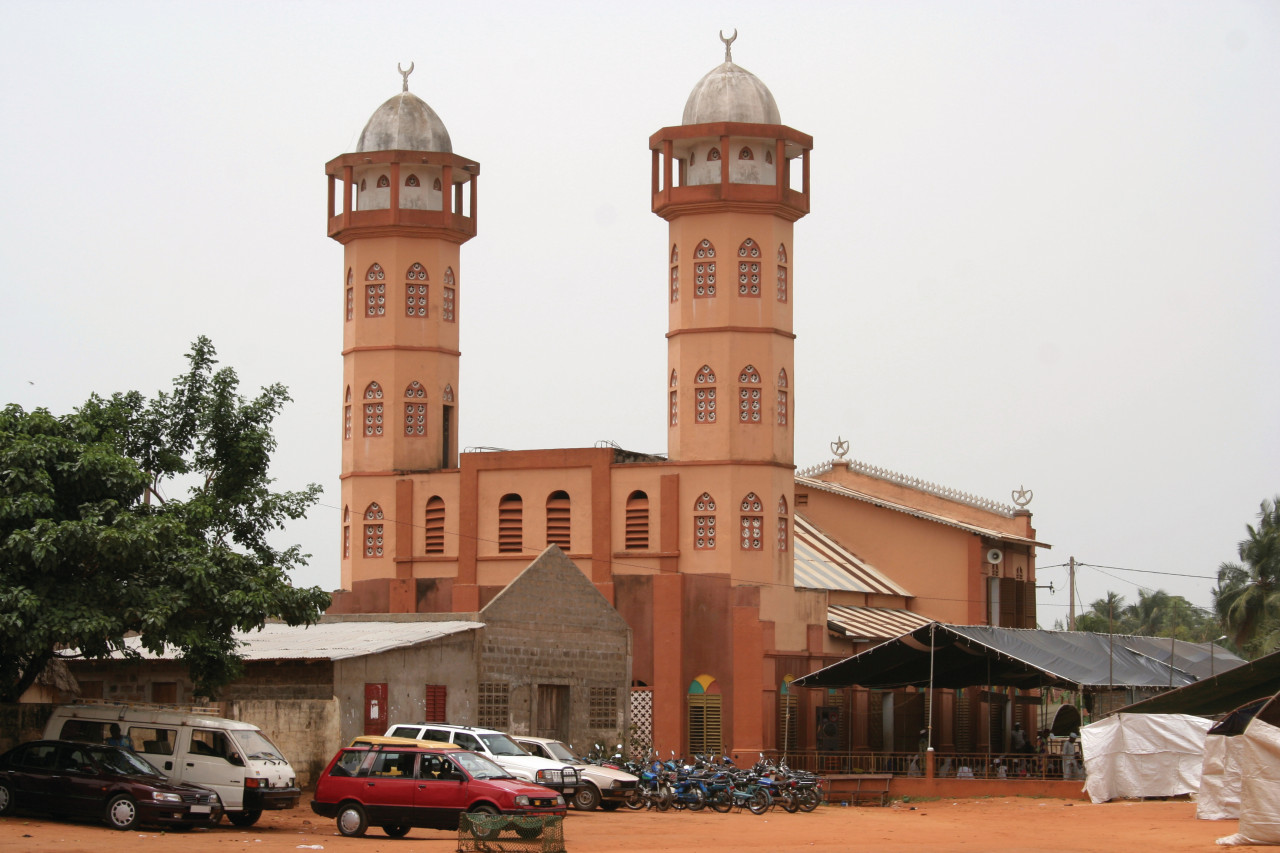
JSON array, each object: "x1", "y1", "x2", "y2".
[{"x1": 456, "y1": 813, "x2": 566, "y2": 852}]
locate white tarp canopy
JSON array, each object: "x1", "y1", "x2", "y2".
[
  {"x1": 1217, "y1": 697, "x2": 1280, "y2": 845},
  {"x1": 1081, "y1": 712, "x2": 1212, "y2": 804},
  {"x1": 1199, "y1": 734, "x2": 1244, "y2": 821}
]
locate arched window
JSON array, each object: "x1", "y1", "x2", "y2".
[
  {"x1": 344, "y1": 386, "x2": 352, "y2": 440},
  {"x1": 364, "y1": 503, "x2": 385, "y2": 557},
  {"x1": 405, "y1": 263, "x2": 428, "y2": 317},
  {"x1": 695, "y1": 365, "x2": 716, "y2": 423},
  {"x1": 626, "y1": 490, "x2": 649, "y2": 550},
  {"x1": 765, "y1": 149, "x2": 774, "y2": 165},
  {"x1": 363, "y1": 381, "x2": 384, "y2": 437},
  {"x1": 687, "y1": 675, "x2": 723, "y2": 755},
  {"x1": 365, "y1": 263, "x2": 386, "y2": 317},
  {"x1": 740, "y1": 492, "x2": 763, "y2": 550},
  {"x1": 738, "y1": 239, "x2": 762, "y2": 297},
  {"x1": 546, "y1": 491, "x2": 570, "y2": 550},
  {"x1": 777, "y1": 243, "x2": 788, "y2": 303},
  {"x1": 442, "y1": 267, "x2": 456, "y2": 322},
  {"x1": 404, "y1": 381, "x2": 426, "y2": 436},
  {"x1": 346, "y1": 268, "x2": 354, "y2": 322},
  {"x1": 670, "y1": 244, "x2": 679, "y2": 302},
  {"x1": 424, "y1": 496, "x2": 446, "y2": 554},
  {"x1": 405, "y1": 174, "x2": 420, "y2": 187},
  {"x1": 498, "y1": 494, "x2": 522, "y2": 553},
  {"x1": 738, "y1": 365, "x2": 762, "y2": 423},
  {"x1": 694, "y1": 240, "x2": 716, "y2": 298},
  {"x1": 776, "y1": 369, "x2": 788, "y2": 426},
  {"x1": 432, "y1": 177, "x2": 442, "y2": 191},
  {"x1": 343, "y1": 506, "x2": 350, "y2": 559},
  {"x1": 360, "y1": 178, "x2": 367, "y2": 192},
  {"x1": 443, "y1": 384, "x2": 455, "y2": 403},
  {"x1": 777, "y1": 495, "x2": 789, "y2": 551},
  {"x1": 694, "y1": 493, "x2": 716, "y2": 550},
  {"x1": 669, "y1": 370, "x2": 678, "y2": 427},
  {"x1": 376, "y1": 174, "x2": 390, "y2": 188},
  {"x1": 739, "y1": 146, "x2": 754, "y2": 160},
  {"x1": 707, "y1": 147, "x2": 721, "y2": 161}
]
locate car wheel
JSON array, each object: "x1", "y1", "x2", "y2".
[
  {"x1": 337, "y1": 802, "x2": 369, "y2": 837},
  {"x1": 599, "y1": 800, "x2": 621, "y2": 811},
  {"x1": 382, "y1": 824, "x2": 410, "y2": 838},
  {"x1": 467, "y1": 804, "x2": 501, "y2": 841},
  {"x1": 0, "y1": 782, "x2": 12, "y2": 816},
  {"x1": 105, "y1": 794, "x2": 139, "y2": 830},
  {"x1": 227, "y1": 808, "x2": 262, "y2": 827},
  {"x1": 573, "y1": 783, "x2": 601, "y2": 811}
]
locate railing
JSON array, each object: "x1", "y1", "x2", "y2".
[{"x1": 778, "y1": 750, "x2": 1084, "y2": 781}]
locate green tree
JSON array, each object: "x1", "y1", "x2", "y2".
[
  {"x1": 1215, "y1": 496, "x2": 1280, "y2": 657},
  {"x1": 0, "y1": 338, "x2": 330, "y2": 702}
]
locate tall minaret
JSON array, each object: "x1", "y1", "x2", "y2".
[
  {"x1": 326, "y1": 65, "x2": 479, "y2": 591},
  {"x1": 652, "y1": 32, "x2": 811, "y2": 470}
]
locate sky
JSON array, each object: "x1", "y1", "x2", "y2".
[{"x1": 1, "y1": 0, "x2": 1277, "y2": 632}]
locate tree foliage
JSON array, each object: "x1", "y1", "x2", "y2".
[
  {"x1": 0, "y1": 338, "x2": 330, "y2": 701},
  {"x1": 1071, "y1": 588, "x2": 1222, "y2": 642},
  {"x1": 1215, "y1": 496, "x2": 1280, "y2": 657}
]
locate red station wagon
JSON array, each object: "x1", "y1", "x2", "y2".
[{"x1": 311, "y1": 743, "x2": 565, "y2": 839}]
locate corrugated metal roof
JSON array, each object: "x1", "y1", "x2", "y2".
[
  {"x1": 793, "y1": 514, "x2": 911, "y2": 596},
  {"x1": 98, "y1": 620, "x2": 483, "y2": 662},
  {"x1": 827, "y1": 605, "x2": 933, "y2": 642},
  {"x1": 795, "y1": 476, "x2": 1049, "y2": 548}
]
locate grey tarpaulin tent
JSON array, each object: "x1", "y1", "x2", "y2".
[
  {"x1": 793, "y1": 624, "x2": 1239, "y2": 692},
  {"x1": 1116, "y1": 648, "x2": 1280, "y2": 717}
]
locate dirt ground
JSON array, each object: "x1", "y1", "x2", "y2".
[{"x1": 0, "y1": 794, "x2": 1241, "y2": 853}]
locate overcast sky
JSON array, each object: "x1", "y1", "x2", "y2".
[{"x1": 2, "y1": 0, "x2": 1277, "y2": 631}]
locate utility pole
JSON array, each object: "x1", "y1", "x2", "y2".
[{"x1": 1068, "y1": 556, "x2": 1076, "y2": 631}]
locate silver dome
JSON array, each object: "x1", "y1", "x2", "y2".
[
  {"x1": 682, "y1": 61, "x2": 780, "y2": 125},
  {"x1": 356, "y1": 90, "x2": 453, "y2": 153}
]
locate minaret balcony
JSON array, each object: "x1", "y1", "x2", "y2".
[{"x1": 326, "y1": 150, "x2": 479, "y2": 244}]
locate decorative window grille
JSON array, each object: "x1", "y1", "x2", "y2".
[
  {"x1": 363, "y1": 382, "x2": 384, "y2": 436},
  {"x1": 669, "y1": 370, "x2": 678, "y2": 426},
  {"x1": 738, "y1": 239, "x2": 762, "y2": 297},
  {"x1": 478, "y1": 682, "x2": 509, "y2": 730},
  {"x1": 708, "y1": 147, "x2": 721, "y2": 161},
  {"x1": 405, "y1": 173, "x2": 420, "y2": 187},
  {"x1": 694, "y1": 239, "x2": 716, "y2": 297},
  {"x1": 630, "y1": 688, "x2": 653, "y2": 761},
  {"x1": 424, "y1": 684, "x2": 447, "y2": 722},
  {"x1": 739, "y1": 146, "x2": 754, "y2": 160},
  {"x1": 738, "y1": 365, "x2": 762, "y2": 423},
  {"x1": 694, "y1": 493, "x2": 716, "y2": 550},
  {"x1": 777, "y1": 495, "x2": 789, "y2": 551},
  {"x1": 365, "y1": 263, "x2": 386, "y2": 317},
  {"x1": 442, "y1": 267, "x2": 456, "y2": 322},
  {"x1": 670, "y1": 244, "x2": 679, "y2": 302},
  {"x1": 343, "y1": 506, "x2": 350, "y2": 559},
  {"x1": 346, "y1": 268, "x2": 354, "y2": 321},
  {"x1": 695, "y1": 365, "x2": 716, "y2": 423},
  {"x1": 424, "y1": 496, "x2": 446, "y2": 554},
  {"x1": 625, "y1": 491, "x2": 649, "y2": 550},
  {"x1": 777, "y1": 369, "x2": 788, "y2": 426},
  {"x1": 364, "y1": 503, "x2": 385, "y2": 558},
  {"x1": 777, "y1": 243, "x2": 788, "y2": 302},
  {"x1": 443, "y1": 384, "x2": 454, "y2": 403},
  {"x1": 498, "y1": 494, "x2": 522, "y2": 553},
  {"x1": 376, "y1": 174, "x2": 390, "y2": 188},
  {"x1": 403, "y1": 381, "x2": 426, "y2": 436},
  {"x1": 546, "y1": 491, "x2": 571, "y2": 550},
  {"x1": 589, "y1": 687, "x2": 617, "y2": 730},
  {"x1": 405, "y1": 263, "x2": 428, "y2": 317},
  {"x1": 687, "y1": 694, "x2": 722, "y2": 755},
  {"x1": 740, "y1": 492, "x2": 763, "y2": 550},
  {"x1": 344, "y1": 386, "x2": 352, "y2": 440}
]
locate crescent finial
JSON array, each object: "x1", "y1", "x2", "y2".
[
  {"x1": 398, "y1": 62, "x2": 415, "y2": 92},
  {"x1": 720, "y1": 29, "x2": 738, "y2": 63}
]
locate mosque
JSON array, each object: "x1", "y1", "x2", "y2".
[{"x1": 323, "y1": 34, "x2": 1045, "y2": 758}]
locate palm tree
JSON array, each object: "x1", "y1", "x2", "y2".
[{"x1": 1215, "y1": 496, "x2": 1280, "y2": 656}]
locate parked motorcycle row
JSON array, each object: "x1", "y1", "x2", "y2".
[{"x1": 611, "y1": 751, "x2": 824, "y2": 815}]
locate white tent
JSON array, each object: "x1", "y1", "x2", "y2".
[
  {"x1": 1081, "y1": 713, "x2": 1212, "y2": 804},
  {"x1": 1199, "y1": 734, "x2": 1244, "y2": 820},
  {"x1": 1217, "y1": 700, "x2": 1280, "y2": 845}
]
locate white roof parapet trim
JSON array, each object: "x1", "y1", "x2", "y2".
[{"x1": 795, "y1": 458, "x2": 1019, "y2": 517}]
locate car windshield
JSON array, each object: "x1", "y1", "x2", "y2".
[
  {"x1": 454, "y1": 751, "x2": 513, "y2": 780},
  {"x1": 232, "y1": 729, "x2": 285, "y2": 760},
  {"x1": 539, "y1": 741, "x2": 579, "y2": 762},
  {"x1": 88, "y1": 745, "x2": 163, "y2": 778},
  {"x1": 479, "y1": 733, "x2": 527, "y2": 757}
]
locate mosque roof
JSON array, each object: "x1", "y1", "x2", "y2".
[
  {"x1": 357, "y1": 64, "x2": 453, "y2": 153},
  {"x1": 682, "y1": 31, "x2": 781, "y2": 126}
]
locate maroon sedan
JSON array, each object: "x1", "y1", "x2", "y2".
[
  {"x1": 0, "y1": 740, "x2": 222, "y2": 830},
  {"x1": 311, "y1": 743, "x2": 565, "y2": 839}
]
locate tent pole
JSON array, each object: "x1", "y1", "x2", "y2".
[{"x1": 928, "y1": 623, "x2": 935, "y2": 751}]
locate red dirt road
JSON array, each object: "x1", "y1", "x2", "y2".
[{"x1": 0, "y1": 795, "x2": 1235, "y2": 853}]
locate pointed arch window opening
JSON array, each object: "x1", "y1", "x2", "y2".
[
  {"x1": 694, "y1": 492, "x2": 716, "y2": 550},
  {"x1": 443, "y1": 384, "x2": 455, "y2": 403},
  {"x1": 346, "y1": 268, "x2": 354, "y2": 321},
  {"x1": 364, "y1": 502, "x2": 385, "y2": 557},
  {"x1": 687, "y1": 675, "x2": 723, "y2": 755},
  {"x1": 777, "y1": 368, "x2": 789, "y2": 426},
  {"x1": 404, "y1": 380, "x2": 426, "y2": 437},
  {"x1": 694, "y1": 239, "x2": 716, "y2": 298},
  {"x1": 405, "y1": 173, "x2": 420, "y2": 188},
  {"x1": 777, "y1": 495, "x2": 789, "y2": 551},
  {"x1": 376, "y1": 174, "x2": 390, "y2": 189},
  {"x1": 406, "y1": 263, "x2": 428, "y2": 317},
  {"x1": 670, "y1": 244, "x2": 679, "y2": 302},
  {"x1": 738, "y1": 238, "x2": 762, "y2": 297},
  {"x1": 739, "y1": 146, "x2": 754, "y2": 161},
  {"x1": 739, "y1": 365, "x2": 762, "y2": 423},
  {"x1": 366, "y1": 263, "x2": 386, "y2": 317},
  {"x1": 669, "y1": 370, "x2": 678, "y2": 427},
  {"x1": 363, "y1": 381, "x2": 384, "y2": 437},
  {"x1": 740, "y1": 492, "x2": 763, "y2": 550},
  {"x1": 343, "y1": 505, "x2": 351, "y2": 559},
  {"x1": 442, "y1": 267, "x2": 456, "y2": 322},
  {"x1": 777, "y1": 243, "x2": 788, "y2": 303},
  {"x1": 695, "y1": 365, "x2": 716, "y2": 423},
  {"x1": 344, "y1": 386, "x2": 352, "y2": 440}
]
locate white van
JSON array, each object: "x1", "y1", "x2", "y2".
[{"x1": 44, "y1": 702, "x2": 299, "y2": 826}]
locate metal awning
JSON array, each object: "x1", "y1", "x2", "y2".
[
  {"x1": 793, "y1": 514, "x2": 910, "y2": 596},
  {"x1": 828, "y1": 605, "x2": 932, "y2": 643}
]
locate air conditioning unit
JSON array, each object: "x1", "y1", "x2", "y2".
[{"x1": 986, "y1": 548, "x2": 1004, "y2": 565}]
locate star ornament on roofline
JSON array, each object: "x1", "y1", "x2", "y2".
[
  {"x1": 1011, "y1": 485, "x2": 1033, "y2": 508},
  {"x1": 831, "y1": 436, "x2": 849, "y2": 459}
]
